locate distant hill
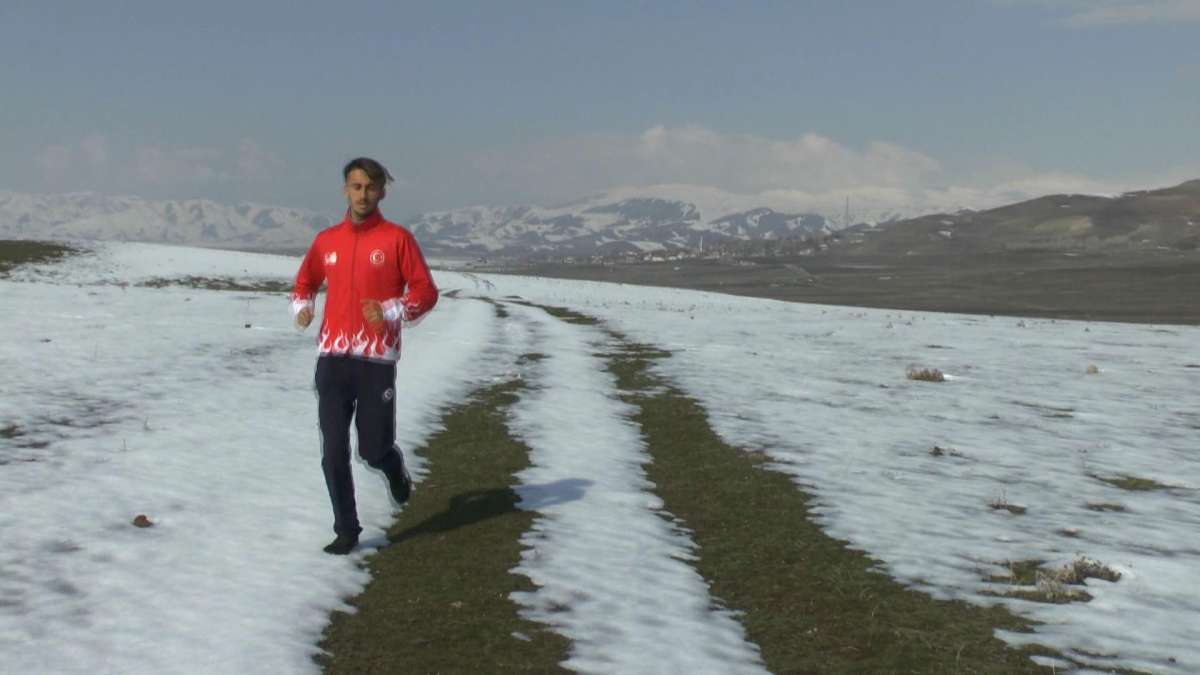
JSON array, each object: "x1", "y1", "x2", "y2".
[
  {"x1": 0, "y1": 186, "x2": 932, "y2": 257},
  {"x1": 11, "y1": 180, "x2": 1197, "y2": 259},
  {"x1": 0, "y1": 192, "x2": 331, "y2": 253},
  {"x1": 406, "y1": 191, "x2": 843, "y2": 258},
  {"x1": 834, "y1": 179, "x2": 1200, "y2": 256},
  {"x1": 402, "y1": 182, "x2": 940, "y2": 257}
]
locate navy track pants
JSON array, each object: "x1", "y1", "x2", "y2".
[{"x1": 314, "y1": 355, "x2": 404, "y2": 537}]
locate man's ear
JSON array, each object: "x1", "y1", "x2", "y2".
[{"x1": 378, "y1": 187, "x2": 387, "y2": 202}]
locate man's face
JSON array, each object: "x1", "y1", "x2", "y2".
[{"x1": 344, "y1": 168, "x2": 385, "y2": 221}]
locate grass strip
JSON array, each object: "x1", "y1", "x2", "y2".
[
  {"x1": 533, "y1": 302, "x2": 1065, "y2": 673},
  {"x1": 316, "y1": 374, "x2": 570, "y2": 674},
  {"x1": 609, "y1": 342, "x2": 1071, "y2": 673},
  {"x1": 136, "y1": 275, "x2": 292, "y2": 292},
  {"x1": 0, "y1": 240, "x2": 78, "y2": 276},
  {"x1": 1091, "y1": 474, "x2": 1174, "y2": 492}
]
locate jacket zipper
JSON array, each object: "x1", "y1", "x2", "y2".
[{"x1": 348, "y1": 225, "x2": 360, "y2": 332}]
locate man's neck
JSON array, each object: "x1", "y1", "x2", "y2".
[{"x1": 349, "y1": 209, "x2": 376, "y2": 224}]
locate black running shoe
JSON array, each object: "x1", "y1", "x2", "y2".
[
  {"x1": 387, "y1": 460, "x2": 412, "y2": 506},
  {"x1": 323, "y1": 533, "x2": 358, "y2": 555}
]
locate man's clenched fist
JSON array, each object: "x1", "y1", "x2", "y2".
[
  {"x1": 296, "y1": 307, "x2": 313, "y2": 329},
  {"x1": 361, "y1": 299, "x2": 385, "y2": 334}
]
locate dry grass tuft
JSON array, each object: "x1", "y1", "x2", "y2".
[
  {"x1": 907, "y1": 367, "x2": 946, "y2": 383},
  {"x1": 1053, "y1": 557, "x2": 1122, "y2": 584},
  {"x1": 1092, "y1": 474, "x2": 1172, "y2": 492},
  {"x1": 987, "y1": 559, "x2": 1043, "y2": 585},
  {"x1": 989, "y1": 492, "x2": 1027, "y2": 515},
  {"x1": 986, "y1": 557, "x2": 1119, "y2": 604}
]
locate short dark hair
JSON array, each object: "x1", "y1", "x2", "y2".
[{"x1": 343, "y1": 157, "x2": 394, "y2": 186}]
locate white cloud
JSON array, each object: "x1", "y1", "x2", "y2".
[
  {"x1": 1016, "y1": 0, "x2": 1200, "y2": 25},
  {"x1": 36, "y1": 145, "x2": 74, "y2": 184},
  {"x1": 472, "y1": 124, "x2": 943, "y2": 202},
  {"x1": 133, "y1": 145, "x2": 223, "y2": 185},
  {"x1": 37, "y1": 134, "x2": 108, "y2": 185},
  {"x1": 31, "y1": 136, "x2": 285, "y2": 195},
  {"x1": 1072, "y1": 0, "x2": 1200, "y2": 24},
  {"x1": 22, "y1": 126, "x2": 1194, "y2": 219},
  {"x1": 746, "y1": 171, "x2": 1139, "y2": 221},
  {"x1": 234, "y1": 139, "x2": 284, "y2": 182},
  {"x1": 80, "y1": 134, "x2": 108, "y2": 167},
  {"x1": 467, "y1": 124, "x2": 1192, "y2": 219}
]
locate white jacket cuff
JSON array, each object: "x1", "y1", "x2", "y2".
[
  {"x1": 381, "y1": 298, "x2": 405, "y2": 323},
  {"x1": 290, "y1": 296, "x2": 314, "y2": 318}
]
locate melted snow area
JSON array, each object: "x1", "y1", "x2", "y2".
[{"x1": 1, "y1": 242, "x2": 1197, "y2": 674}]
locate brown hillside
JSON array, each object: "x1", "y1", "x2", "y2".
[{"x1": 841, "y1": 179, "x2": 1200, "y2": 255}]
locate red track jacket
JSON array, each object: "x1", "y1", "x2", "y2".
[{"x1": 291, "y1": 209, "x2": 438, "y2": 363}]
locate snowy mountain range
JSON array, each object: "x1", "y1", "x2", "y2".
[
  {"x1": 406, "y1": 185, "x2": 860, "y2": 257},
  {"x1": 0, "y1": 186, "x2": 941, "y2": 256},
  {"x1": 0, "y1": 192, "x2": 332, "y2": 253}
]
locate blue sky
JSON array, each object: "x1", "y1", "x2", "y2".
[{"x1": 2, "y1": 1, "x2": 1197, "y2": 217}]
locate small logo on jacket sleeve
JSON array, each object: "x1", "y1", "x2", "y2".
[
  {"x1": 324, "y1": 252, "x2": 338, "y2": 266},
  {"x1": 370, "y1": 249, "x2": 386, "y2": 266}
]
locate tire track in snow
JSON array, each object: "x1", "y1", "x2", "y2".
[
  {"x1": 499, "y1": 300, "x2": 1058, "y2": 674},
  {"x1": 502, "y1": 301, "x2": 767, "y2": 674}
]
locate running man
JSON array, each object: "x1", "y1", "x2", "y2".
[{"x1": 291, "y1": 157, "x2": 439, "y2": 554}]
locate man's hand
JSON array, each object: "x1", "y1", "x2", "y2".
[
  {"x1": 361, "y1": 299, "x2": 385, "y2": 334},
  {"x1": 296, "y1": 307, "x2": 314, "y2": 329}
]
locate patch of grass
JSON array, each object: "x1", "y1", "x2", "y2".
[
  {"x1": 476, "y1": 296, "x2": 510, "y2": 319},
  {"x1": 1087, "y1": 502, "x2": 1128, "y2": 512},
  {"x1": 987, "y1": 560, "x2": 1045, "y2": 586},
  {"x1": 906, "y1": 367, "x2": 946, "y2": 382},
  {"x1": 0, "y1": 422, "x2": 50, "y2": 452},
  {"x1": 929, "y1": 445, "x2": 963, "y2": 458},
  {"x1": 136, "y1": 276, "x2": 291, "y2": 292},
  {"x1": 986, "y1": 587, "x2": 1093, "y2": 605},
  {"x1": 316, "y1": 376, "x2": 571, "y2": 674},
  {"x1": 0, "y1": 240, "x2": 78, "y2": 276},
  {"x1": 984, "y1": 558, "x2": 1119, "y2": 605},
  {"x1": 989, "y1": 492, "x2": 1028, "y2": 515},
  {"x1": 600, "y1": 335, "x2": 1059, "y2": 673},
  {"x1": 535, "y1": 304, "x2": 600, "y2": 326},
  {"x1": 1012, "y1": 400, "x2": 1075, "y2": 418},
  {"x1": 1091, "y1": 474, "x2": 1173, "y2": 492},
  {"x1": 1055, "y1": 557, "x2": 1122, "y2": 584}
]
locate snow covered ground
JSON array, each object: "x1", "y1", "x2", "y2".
[
  {"x1": 465, "y1": 274, "x2": 1200, "y2": 674},
  {"x1": 1, "y1": 241, "x2": 1197, "y2": 673}
]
